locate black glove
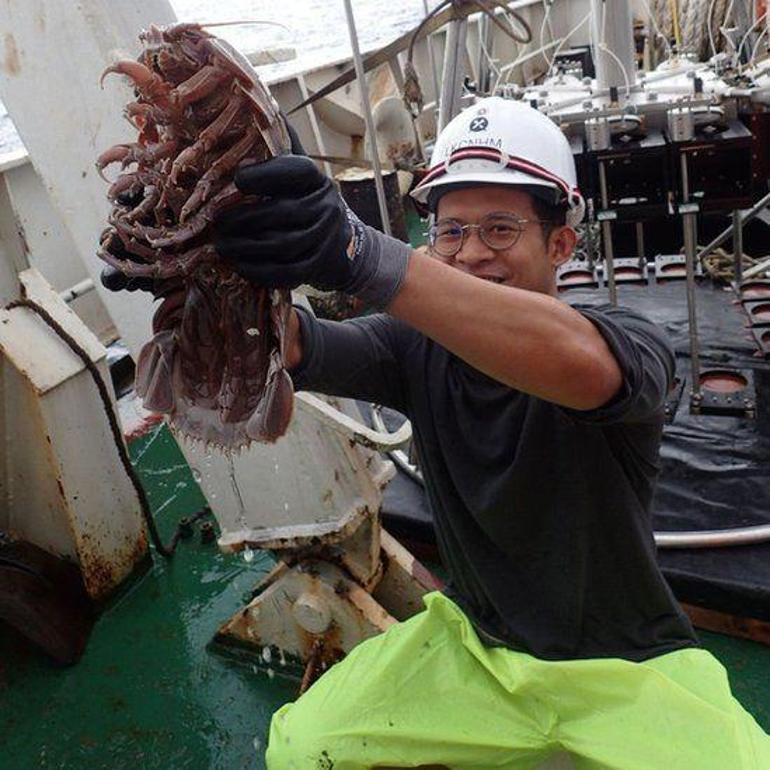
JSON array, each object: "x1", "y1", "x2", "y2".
[
  {"x1": 100, "y1": 265, "x2": 155, "y2": 293},
  {"x1": 100, "y1": 114, "x2": 304, "y2": 295},
  {"x1": 214, "y1": 155, "x2": 410, "y2": 308},
  {"x1": 99, "y1": 234, "x2": 180, "y2": 298},
  {"x1": 99, "y1": 214, "x2": 157, "y2": 294},
  {"x1": 213, "y1": 155, "x2": 358, "y2": 292}
]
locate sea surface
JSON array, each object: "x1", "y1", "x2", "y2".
[{"x1": 0, "y1": 0, "x2": 428, "y2": 157}]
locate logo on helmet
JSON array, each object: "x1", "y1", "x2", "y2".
[{"x1": 469, "y1": 117, "x2": 488, "y2": 132}]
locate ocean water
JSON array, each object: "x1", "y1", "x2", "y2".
[
  {"x1": 171, "y1": 0, "x2": 426, "y2": 76},
  {"x1": 0, "y1": 0, "x2": 427, "y2": 157}
]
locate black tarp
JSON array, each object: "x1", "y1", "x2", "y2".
[{"x1": 376, "y1": 278, "x2": 770, "y2": 621}]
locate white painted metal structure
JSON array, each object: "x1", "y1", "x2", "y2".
[
  {"x1": 0, "y1": 1, "x2": 171, "y2": 596},
  {"x1": 0, "y1": 269, "x2": 146, "y2": 600},
  {"x1": 0, "y1": 0, "x2": 404, "y2": 551},
  {"x1": 0, "y1": 0, "x2": 178, "y2": 358},
  {"x1": 0, "y1": 151, "x2": 115, "y2": 342}
]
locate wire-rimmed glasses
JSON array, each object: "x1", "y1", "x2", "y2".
[{"x1": 426, "y1": 212, "x2": 553, "y2": 258}]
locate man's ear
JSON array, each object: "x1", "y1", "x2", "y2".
[{"x1": 548, "y1": 225, "x2": 578, "y2": 269}]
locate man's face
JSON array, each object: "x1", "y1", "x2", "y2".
[{"x1": 434, "y1": 185, "x2": 576, "y2": 295}]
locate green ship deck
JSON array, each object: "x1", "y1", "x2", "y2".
[{"x1": 2, "y1": 424, "x2": 770, "y2": 769}]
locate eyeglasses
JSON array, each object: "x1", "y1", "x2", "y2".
[{"x1": 426, "y1": 212, "x2": 553, "y2": 258}]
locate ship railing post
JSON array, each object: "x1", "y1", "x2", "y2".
[{"x1": 342, "y1": 0, "x2": 392, "y2": 236}]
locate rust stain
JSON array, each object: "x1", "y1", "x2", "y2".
[
  {"x1": 297, "y1": 624, "x2": 344, "y2": 669},
  {"x1": 77, "y1": 537, "x2": 117, "y2": 601},
  {"x1": 2, "y1": 34, "x2": 21, "y2": 76},
  {"x1": 77, "y1": 529, "x2": 148, "y2": 601},
  {"x1": 413, "y1": 559, "x2": 444, "y2": 592},
  {"x1": 350, "y1": 134, "x2": 364, "y2": 162}
]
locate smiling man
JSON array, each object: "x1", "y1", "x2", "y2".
[{"x1": 211, "y1": 97, "x2": 770, "y2": 768}]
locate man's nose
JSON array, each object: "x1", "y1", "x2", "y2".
[{"x1": 454, "y1": 227, "x2": 495, "y2": 266}]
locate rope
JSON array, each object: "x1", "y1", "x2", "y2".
[
  {"x1": 669, "y1": 0, "x2": 683, "y2": 49},
  {"x1": 681, "y1": 0, "x2": 699, "y2": 55},
  {"x1": 3, "y1": 298, "x2": 210, "y2": 558},
  {"x1": 651, "y1": 0, "x2": 731, "y2": 60},
  {"x1": 698, "y1": 246, "x2": 763, "y2": 281},
  {"x1": 639, "y1": 0, "x2": 674, "y2": 60}
]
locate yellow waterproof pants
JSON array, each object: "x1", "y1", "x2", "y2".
[{"x1": 266, "y1": 592, "x2": 770, "y2": 769}]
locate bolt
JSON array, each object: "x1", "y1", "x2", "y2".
[
  {"x1": 178, "y1": 517, "x2": 194, "y2": 540},
  {"x1": 200, "y1": 521, "x2": 216, "y2": 544},
  {"x1": 292, "y1": 592, "x2": 332, "y2": 635}
]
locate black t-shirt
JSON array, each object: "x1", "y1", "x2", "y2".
[{"x1": 292, "y1": 302, "x2": 698, "y2": 661}]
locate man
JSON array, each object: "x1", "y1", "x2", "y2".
[{"x1": 107, "y1": 98, "x2": 770, "y2": 768}]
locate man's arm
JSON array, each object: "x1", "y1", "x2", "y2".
[
  {"x1": 213, "y1": 155, "x2": 621, "y2": 411},
  {"x1": 285, "y1": 306, "x2": 412, "y2": 413},
  {"x1": 388, "y1": 250, "x2": 623, "y2": 411}
]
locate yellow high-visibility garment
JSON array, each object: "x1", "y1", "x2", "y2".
[{"x1": 266, "y1": 592, "x2": 770, "y2": 769}]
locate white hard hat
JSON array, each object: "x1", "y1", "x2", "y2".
[{"x1": 411, "y1": 97, "x2": 585, "y2": 227}]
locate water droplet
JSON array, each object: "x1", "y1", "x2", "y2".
[
  {"x1": 252, "y1": 736, "x2": 262, "y2": 751},
  {"x1": 284, "y1": 502, "x2": 289, "y2": 511},
  {"x1": 246, "y1": 327, "x2": 260, "y2": 337},
  {"x1": 191, "y1": 467, "x2": 202, "y2": 483},
  {"x1": 262, "y1": 646, "x2": 272, "y2": 664},
  {"x1": 243, "y1": 546, "x2": 255, "y2": 563}
]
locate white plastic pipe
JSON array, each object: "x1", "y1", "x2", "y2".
[{"x1": 590, "y1": 0, "x2": 636, "y2": 94}]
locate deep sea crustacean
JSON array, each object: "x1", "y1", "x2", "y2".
[{"x1": 97, "y1": 22, "x2": 293, "y2": 448}]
